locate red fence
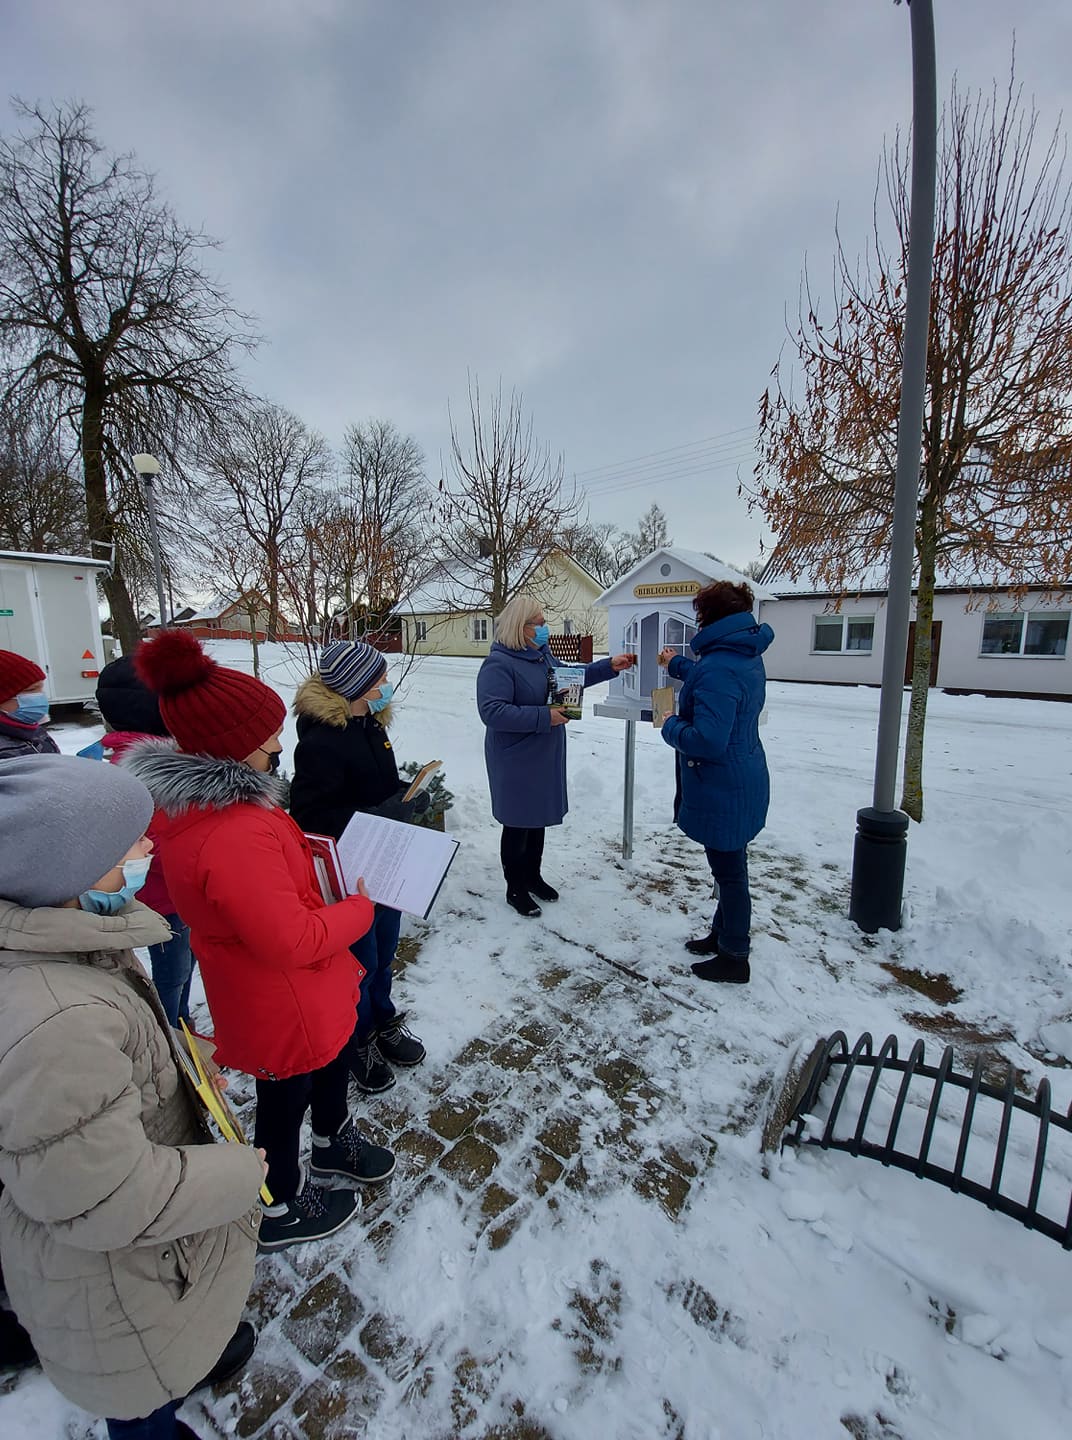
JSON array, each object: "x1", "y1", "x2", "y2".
[{"x1": 547, "y1": 634, "x2": 593, "y2": 663}]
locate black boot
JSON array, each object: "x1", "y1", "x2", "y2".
[
  {"x1": 684, "y1": 930, "x2": 720, "y2": 956},
  {"x1": 0, "y1": 1306, "x2": 37, "y2": 1369},
  {"x1": 191, "y1": 1320, "x2": 256, "y2": 1392},
  {"x1": 528, "y1": 874, "x2": 559, "y2": 902},
  {"x1": 350, "y1": 1037, "x2": 396, "y2": 1094},
  {"x1": 507, "y1": 889, "x2": 542, "y2": 917},
  {"x1": 691, "y1": 952, "x2": 750, "y2": 984}
]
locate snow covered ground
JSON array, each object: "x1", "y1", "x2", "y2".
[{"x1": 3, "y1": 643, "x2": 1071, "y2": 1440}]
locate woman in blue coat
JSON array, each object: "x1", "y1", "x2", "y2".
[
  {"x1": 658, "y1": 581, "x2": 773, "y2": 985},
  {"x1": 477, "y1": 594, "x2": 636, "y2": 916}
]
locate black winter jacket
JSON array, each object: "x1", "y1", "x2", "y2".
[{"x1": 289, "y1": 674, "x2": 407, "y2": 840}]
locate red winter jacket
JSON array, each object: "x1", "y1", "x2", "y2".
[
  {"x1": 123, "y1": 741, "x2": 374, "y2": 1080},
  {"x1": 102, "y1": 732, "x2": 177, "y2": 916}
]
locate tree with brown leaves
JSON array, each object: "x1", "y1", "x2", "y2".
[{"x1": 752, "y1": 69, "x2": 1072, "y2": 820}]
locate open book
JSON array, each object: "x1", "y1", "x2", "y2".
[
  {"x1": 176, "y1": 1021, "x2": 272, "y2": 1204},
  {"x1": 402, "y1": 759, "x2": 442, "y2": 802},
  {"x1": 306, "y1": 816, "x2": 459, "y2": 920}
]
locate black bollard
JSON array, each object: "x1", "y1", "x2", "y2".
[{"x1": 848, "y1": 806, "x2": 909, "y2": 934}]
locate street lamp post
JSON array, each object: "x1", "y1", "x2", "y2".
[
  {"x1": 131, "y1": 453, "x2": 169, "y2": 628},
  {"x1": 848, "y1": 0, "x2": 937, "y2": 934}
]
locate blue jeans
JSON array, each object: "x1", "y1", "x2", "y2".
[
  {"x1": 351, "y1": 904, "x2": 402, "y2": 1043},
  {"x1": 148, "y1": 914, "x2": 195, "y2": 1027},
  {"x1": 704, "y1": 847, "x2": 751, "y2": 957},
  {"x1": 106, "y1": 1399, "x2": 180, "y2": 1439}
]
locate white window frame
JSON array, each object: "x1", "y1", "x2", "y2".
[
  {"x1": 562, "y1": 616, "x2": 573, "y2": 636},
  {"x1": 414, "y1": 619, "x2": 428, "y2": 643},
  {"x1": 622, "y1": 615, "x2": 639, "y2": 690},
  {"x1": 472, "y1": 616, "x2": 489, "y2": 642},
  {"x1": 812, "y1": 613, "x2": 875, "y2": 655},
  {"x1": 660, "y1": 612, "x2": 697, "y2": 670},
  {"x1": 979, "y1": 610, "x2": 1069, "y2": 658}
]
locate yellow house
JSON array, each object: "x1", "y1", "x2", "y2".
[{"x1": 394, "y1": 548, "x2": 609, "y2": 657}]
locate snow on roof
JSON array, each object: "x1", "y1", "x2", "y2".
[
  {"x1": 0, "y1": 549, "x2": 111, "y2": 569},
  {"x1": 597, "y1": 547, "x2": 777, "y2": 604}
]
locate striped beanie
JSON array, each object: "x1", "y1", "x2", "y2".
[{"x1": 318, "y1": 641, "x2": 388, "y2": 701}]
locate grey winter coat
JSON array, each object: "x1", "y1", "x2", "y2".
[
  {"x1": 476, "y1": 642, "x2": 615, "y2": 828},
  {"x1": 0, "y1": 899, "x2": 264, "y2": 1420}
]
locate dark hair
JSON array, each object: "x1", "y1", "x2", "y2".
[{"x1": 694, "y1": 580, "x2": 754, "y2": 629}]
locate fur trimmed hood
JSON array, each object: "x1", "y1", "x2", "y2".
[
  {"x1": 122, "y1": 738, "x2": 288, "y2": 817},
  {"x1": 293, "y1": 672, "x2": 393, "y2": 731}
]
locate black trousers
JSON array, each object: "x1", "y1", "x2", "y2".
[
  {"x1": 253, "y1": 1042, "x2": 351, "y2": 1203},
  {"x1": 500, "y1": 825, "x2": 546, "y2": 892}
]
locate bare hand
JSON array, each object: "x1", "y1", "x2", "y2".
[
  {"x1": 610, "y1": 653, "x2": 636, "y2": 672},
  {"x1": 256, "y1": 1146, "x2": 269, "y2": 1180},
  {"x1": 356, "y1": 877, "x2": 370, "y2": 898},
  {"x1": 657, "y1": 647, "x2": 675, "y2": 667},
  {"x1": 549, "y1": 706, "x2": 570, "y2": 726}
]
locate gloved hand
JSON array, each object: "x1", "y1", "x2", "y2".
[
  {"x1": 411, "y1": 789, "x2": 432, "y2": 815},
  {"x1": 364, "y1": 781, "x2": 424, "y2": 823}
]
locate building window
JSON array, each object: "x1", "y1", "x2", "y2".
[
  {"x1": 980, "y1": 611, "x2": 1068, "y2": 657},
  {"x1": 661, "y1": 615, "x2": 698, "y2": 665},
  {"x1": 414, "y1": 620, "x2": 428, "y2": 643},
  {"x1": 813, "y1": 614, "x2": 874, "y2": 654},
  {"x1": 472, "y1": 616, "x2": 489, "y2": 642},
  {"x1": 562, "y1": 617, "x2": 573, "y2": 636}
]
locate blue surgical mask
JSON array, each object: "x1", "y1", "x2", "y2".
[
  {"x1": 79, "y1": 856, "x2": 152, "y2": 916},
  {"x1": 533, "y1": 624, "x2": 550, "y2": 647},
  {"x1": 368, "y1": 682, "x2": 394, "y2": 714},
  {"x1": 11, "y1": 691, "x2": 49, "y2": 726}
]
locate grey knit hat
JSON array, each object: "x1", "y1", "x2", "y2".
[
  {"x1": 0, "y1": 754, "x2": 154, "y2": 907},
  {"x1": 318, "y1": 641, "x2": 388, "y2": 701}
]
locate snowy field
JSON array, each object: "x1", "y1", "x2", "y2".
[{"x1": 3, "y1": 643, "x2": 1072, "y2": 1440}]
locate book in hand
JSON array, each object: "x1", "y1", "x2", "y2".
[
  {"x1": 313, "y1": 812, "x2": 459, "y2": 920},
  {"x1": 549, "y1": 663, "x2": 586, "y2": 720},
  {"x1": 651, "y1": 686, "x2": 676, "y2": 729},
  {"x1": 176, "y1": 1020, "x2": 273, "y2": 1204},
  {"x1": 402, "y1": 759, "x2": 442, "y2": 802}
]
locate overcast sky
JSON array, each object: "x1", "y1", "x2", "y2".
[{"x1": 3, "y1": 1, "x2": 1069, "y2": 568}]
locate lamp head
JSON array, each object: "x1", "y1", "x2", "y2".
[{"x1": 131, "y1": 453, "x2": 161, "y2": 478}]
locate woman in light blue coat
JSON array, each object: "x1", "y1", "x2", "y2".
[
  {"x1": 477, "y1": 593, "x2": 635, "y2": 916},
  {"x1": 659, "y1": 580, "x2": 774, "y2": 985}
]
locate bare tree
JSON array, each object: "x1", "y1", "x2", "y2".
[
  {"x1": 198, "y1": 400, "x2": 333, "y2": 639},
  {"x1": 337, "y1": 418, "x2": 430, "y2": 632},
  {"x1": 751, "y1": 68, "x2": 1072, "y2": 820},
  {"x1": 559, "y1": 519, "x2": 635, "y2": 588},
  {"x1": 438, "y1": 377, "x2": 581, "y2": 613},
  {"x1": 0, "y1": 100, "x2": 257, "y2": 649},
  {"x1": 0, "y1": 397, "x2": 86, "y2": 552}
]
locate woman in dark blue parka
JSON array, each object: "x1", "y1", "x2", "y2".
[
  {"x1": 477, "y1": 593, "x2": 636, "y2": 916},
  {"x1": 658, "y1": 580, "x2": 773, "y2": 984}
]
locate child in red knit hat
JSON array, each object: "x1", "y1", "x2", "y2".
[
  {"x1": 125, "y1": 630, "x2": 395, "y2": 1251},
  {"x1": 0, "y1": 649, "x2": 59, "y2": 761}
]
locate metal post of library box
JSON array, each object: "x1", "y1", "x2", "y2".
[{"x1": 593, "y1": 548, "x2": 777, "y2": 859}]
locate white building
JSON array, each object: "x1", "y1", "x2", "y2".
[{"x1": 758, "y1": 557, "x2": 1071, "y2": 699}]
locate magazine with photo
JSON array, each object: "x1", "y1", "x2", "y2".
[{"x1": 548, "y1": 663, "x2": 586, "y2": 720}]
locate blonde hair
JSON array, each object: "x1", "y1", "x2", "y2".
[{"x1": 495, "y1": 592, "x2": 543, "y2": 651}]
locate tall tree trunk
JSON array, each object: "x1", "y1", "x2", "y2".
[
  {"x1": 82, "y1": 388, "x2": 142, "y2": 652},
  {"x1": 900, "y1": 489, "x2": 939, "y2": 822},
  {"x1": 266, "y1": 537, "x2": 280, "y2": 642},
  {"x1": 246, "y1": 603, "x2": 261, "y2": 678}
]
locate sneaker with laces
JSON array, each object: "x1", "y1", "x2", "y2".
[
  {"x1": 310, "y1": 1118, "x2": 396, "y2": 1185},
  {"x1": 257, "y1": 1178, "x2": 360, "y2": 1252},
  {"x1": 350, "y1": 1037, "x2": 396, "y2": 1093},
  {"x1": 376, "y1": 1012, "x2": 426, "y2": 1067}
]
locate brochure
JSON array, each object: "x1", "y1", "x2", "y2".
[
  {"x1": 548, "y1": 663, "x2": 586, "y2": 720},
  {"x1": 335, "y1": 810, "x2": 459, "y2": 920},
  {"x1": 651, "y1": 686, "x2": 676, "y2": 729},
  {"x1": 176, "y1": 1020, "x2": 273, "y2": 1204}
]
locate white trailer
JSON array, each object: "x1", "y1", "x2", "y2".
[{"x1": 0, "y1": 550, "x2": 111, "y2": 705}]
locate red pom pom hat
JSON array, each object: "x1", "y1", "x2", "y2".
[
  {"x1": 0, "y1": 649, "x2": 46, "y2": 705},
  {"x1": 133, "y1": 630, "x2": 286, "y2": 760}
]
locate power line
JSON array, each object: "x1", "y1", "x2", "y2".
[
  {"x1": 571, "y1": 423, "x2": 757, "y2": 480},
  {"x1": 580, "y1": 449, "x2": 758, "y2": 500}
]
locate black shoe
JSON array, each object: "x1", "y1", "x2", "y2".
[
  {"x1": 0, "y1": 1306, "x2": 37, "y2": 1369},
  {"x1": 376, "y1": 1012, "x2": 426, "y2": 1067},
  {"x1": 176, "y1": 1424, "x2": 205, "y2": 1440},
  {"x1": 528, "y1": 875, "x2": 559, "y2": 902},
  {"x1": 191, "y1": 1320, "x2": 256, "y2": 1392},
  {"x1": 684, "y1": 931, "x2": 720, "y2": 956},
  {"x1": 350, "y1": 1038, "x2": 396, "y2": 1094},
  {"x1": 507, "y1": 889, "x2": 541, "y2": 917},
  {"x1": 691, "y1": 953, "x2": 751, "y2": 984},
  {"x1": 257, "y1": 1179, "x2": 361, "y2": 1252},
  {"x1": 309, "y1": 1118, "x2": 397, "y2": 1185}
]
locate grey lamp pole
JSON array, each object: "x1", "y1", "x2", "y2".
[
  {"x1": 131, "y1": 453, "x2": 169, "y2": 628},
  {"x1": 848, "y1": 0, "x2": 937, "y2": 934}
]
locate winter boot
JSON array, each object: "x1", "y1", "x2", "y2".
[
  {"x1": 257, "y1": 1176, "x2": 360, "y2": 1252},
  {"x1": 528, "y1": 874, "x2": 559, "y2": 903},
  {"x1": 506, "y1": 889, "x2": 542, "y2": 917},
  {"x1": 0, "y1": 1306, "x2": 37, "y2": 1369},
  {"x1": 376, "y1": 1012, "x2": 426, "y2": 1067},
  {"x1": 350, "y1": 1037, "x2": 396, "y2": 1094},
  {"x1": 690, "y1": 952, "x2": 751, "y2": 985},
  {"x1": 310, "y1": 1117, "x2": 397, "y2": 1185},
  {"x1": 191, "y1": 1321, "x2": 256, "y2": 1392},
  {"x1": 684, "y1": 930, "x2": 720, "y2": 956}
]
